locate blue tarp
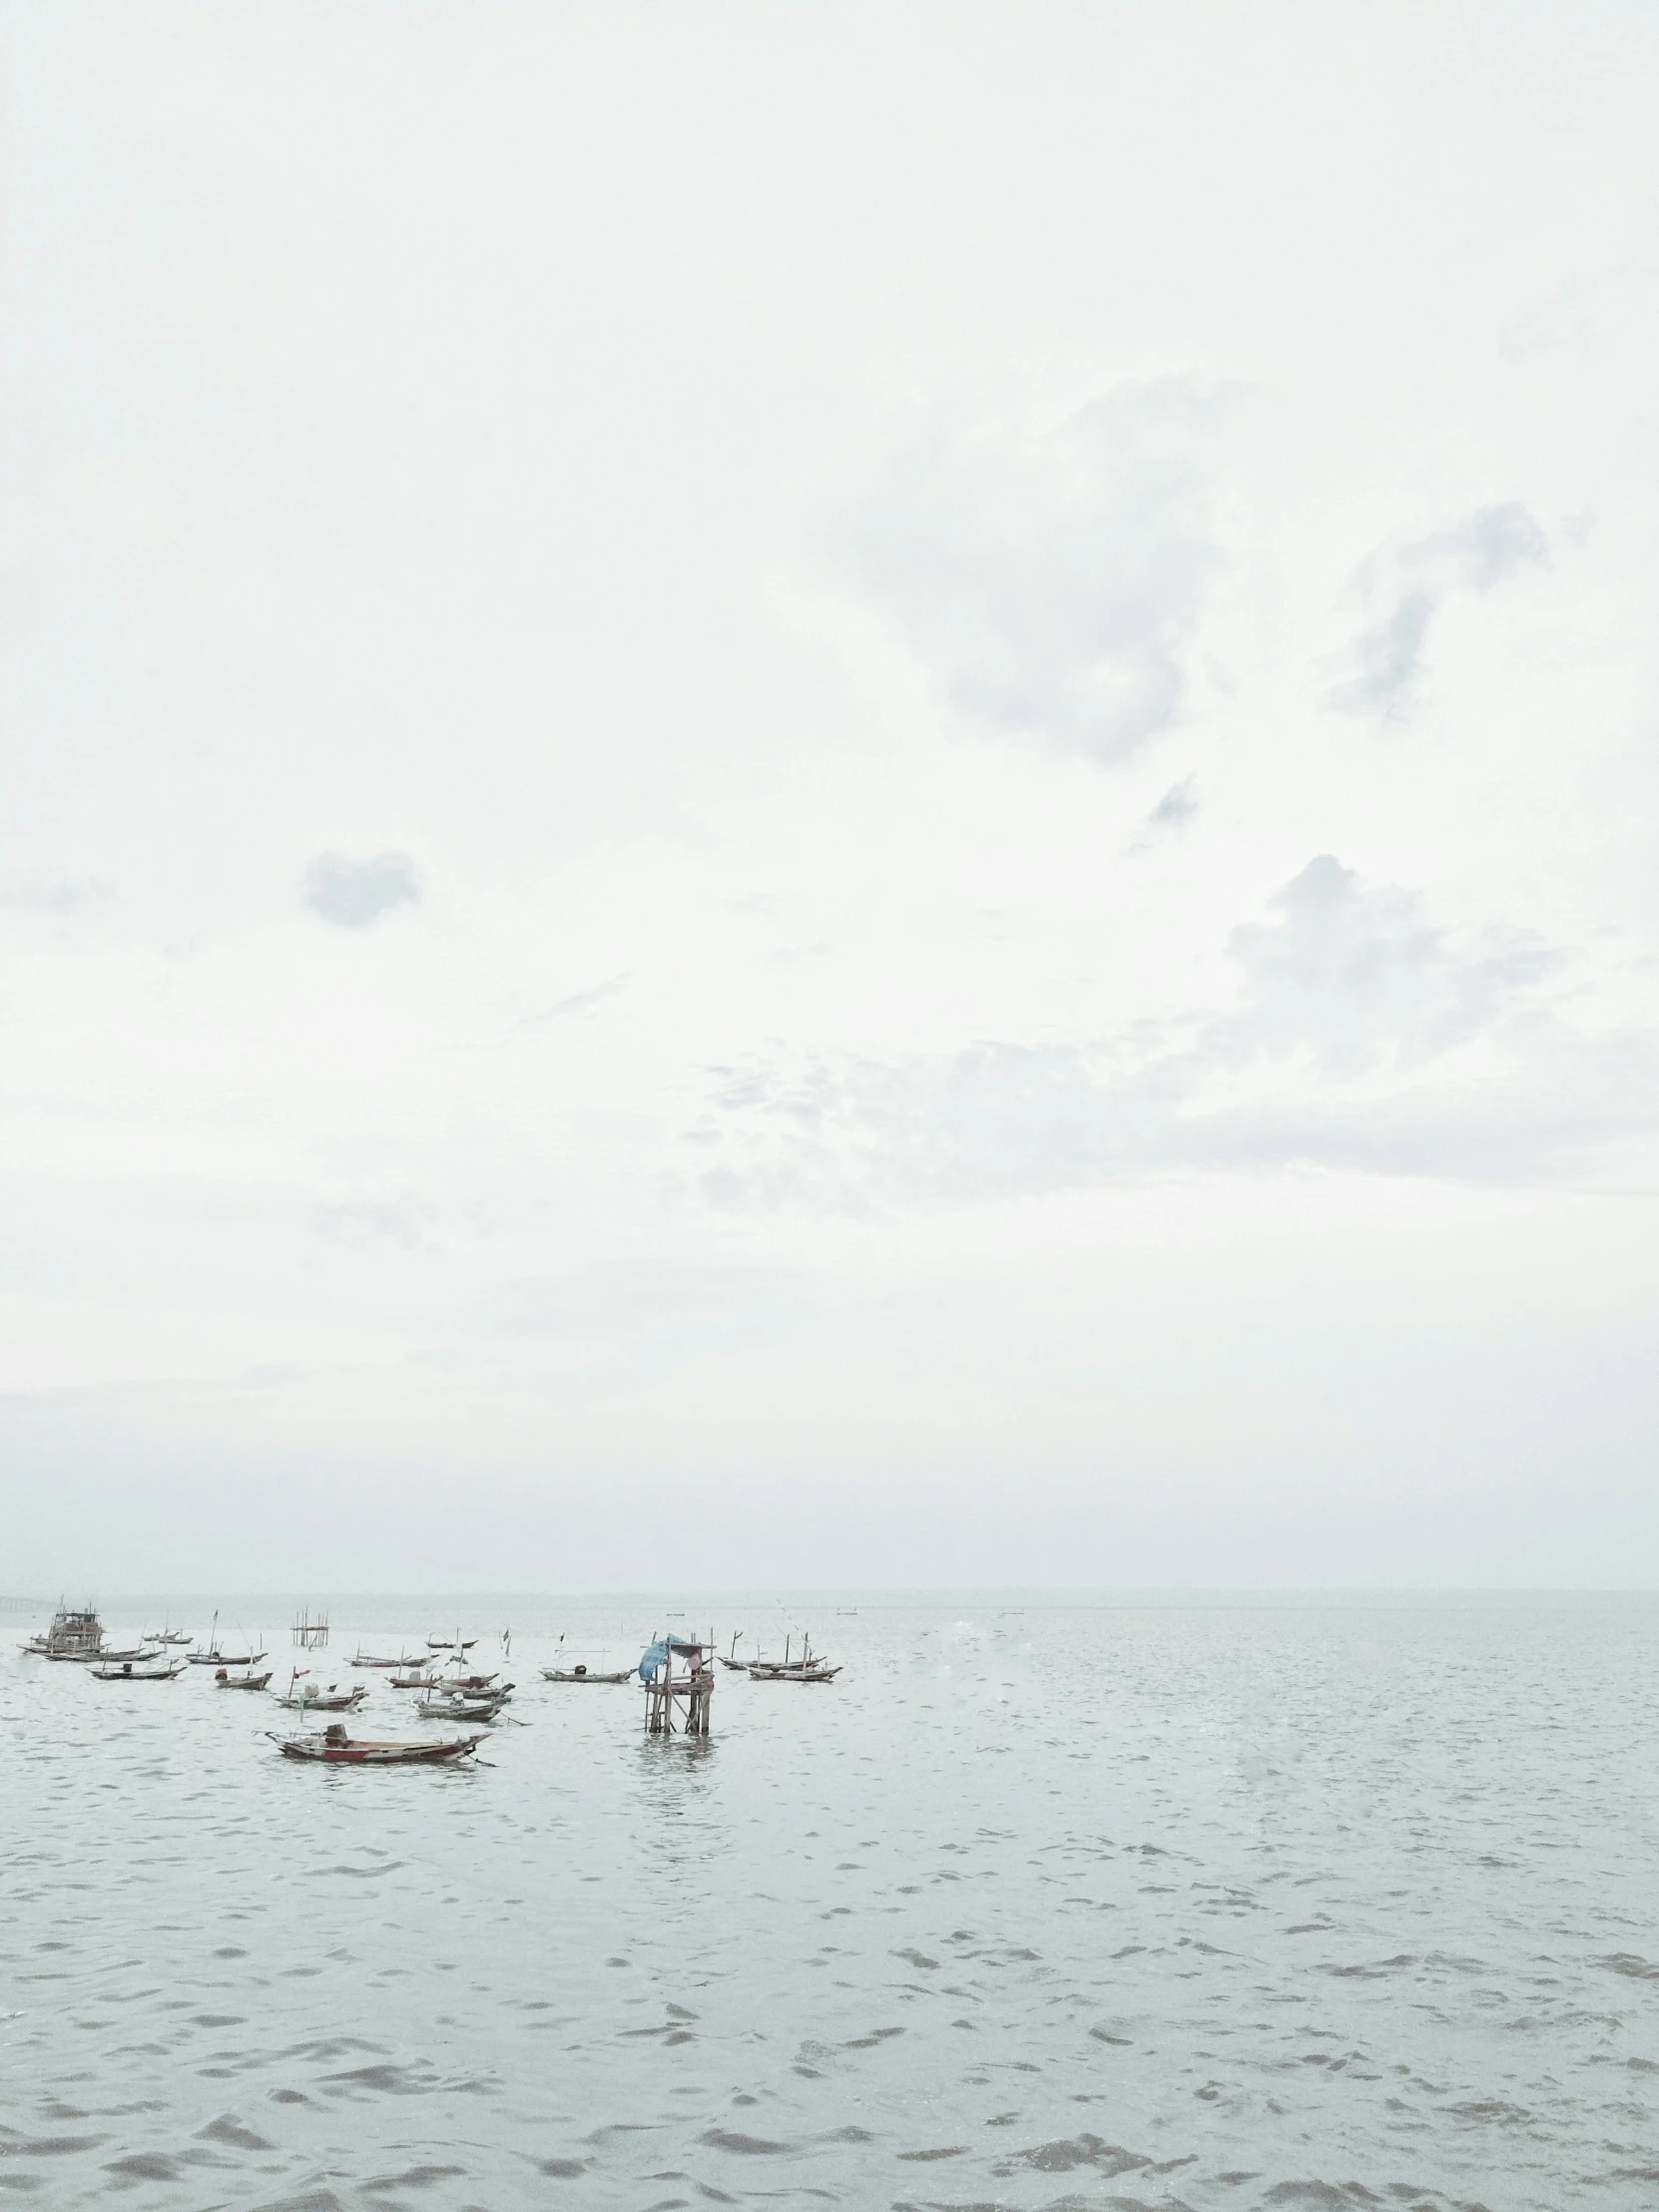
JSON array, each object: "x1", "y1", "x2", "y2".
[{"x1": 639, "y1": 1635, "x2": 703, "y2": 1682}]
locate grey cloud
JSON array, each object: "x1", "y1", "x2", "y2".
[
  {"x1": 1217, "y1": 854, "x2": 1553, "y2": 1073},
  {"x1": 472, "y1": 1262, "x2": 812, "y2": 1373},
  {"x1": 1411, "y1": 501, "x2": 1550, "y2": 592},
  {"x1": 1128, "y1": 776, "x2": 1200, "y2": 851},
  {"x1": 1148, "y1": 776, "x2": 1200, "y2": 829},
  {"x1": 303, "y1": 850, "x2": 421, "y2": 927},
  {"x1": 310, "y1": 1200, "x2": 426, "y2": 1248},
  {"x1": 845, "y1": 384, "x2": 1221, "y2": 765},
  {"x1": 1330, "y1": 502, "x2": 1549, "y2": 717},
  {"x1": 688, "y1": 858, "x2": 1617, "y2": 1207},
  {"x1": 0, "y1": 877, "x2": 110, "y2": 914},
  {"x1": 1332, "y1": 590, "x2": 1438, "y2": 717}
]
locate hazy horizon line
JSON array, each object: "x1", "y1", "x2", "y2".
[{"x1": 11, "y1": 1585, "x2": 1659, "y2": 1613}]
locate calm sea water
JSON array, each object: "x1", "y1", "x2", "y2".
[{"x1": 5, "y1": 1598, "x2": 1659, "y2": 2211}]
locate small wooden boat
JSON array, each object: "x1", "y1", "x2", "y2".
[
  {"x1": 350, "y1": 1650, "x2": 425, "y2": 1669},
  {"x1": 276, "y1": 1723, "x2": 483, "y2": 1764},
  {"x1": 416, "y1": 1698, "x2": 501, "y2": 1724},
  {"x1": 56, "y1": 1642, "x2": 154, "y2": 1665},
  {"x1": 143, "y1": 1616, "x2": 192, "y2": 1644},
  {"x1": 188, "y1": 1611, "x2": 266, "y2": 1667},
  {"x1": 91, "y1": 1657, "x2": 185, "y2": 1681},
  {"x1": 275, "y1": 1672, "x2": 368, "y2": 1711},
  {"x1": 746, "y1": 1634, "x2": 839, "y2": 1682},
  {"x1": 425, "y1": 1634, "x2": 478, "y2": 1652},
  {"x1": 215, "y1": 1667, "x2": 274, "y2": 1690},
  {"x1": 541, "y1": 1665, "x2": 633, "y2": 1683},
  {"x1": 418, "y1": 1682, "x2": 511, "y2": 1711},
  {"x1": 390, "y1": 1670, "x2": 447, "y2": 1688}
]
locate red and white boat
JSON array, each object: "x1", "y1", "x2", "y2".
[{"x1": 276, "y1": 1723, "x2": 483, "y2": 1764}]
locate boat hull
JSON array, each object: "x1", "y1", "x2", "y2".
[{"x1": 277, "y1": 1734, "x2": 481, "y2": 1764}]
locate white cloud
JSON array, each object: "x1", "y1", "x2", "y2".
[
  {"x1": 688, "y1": 858, "x2": 1626, "y2": 1207},
  {"x1": 844, "y1": 384, "x2": 1221, "y2": 764}
]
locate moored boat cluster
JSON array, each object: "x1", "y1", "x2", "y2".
[{"x1": 17, "y1": 1601, "x2": 841, "y2": 1763}]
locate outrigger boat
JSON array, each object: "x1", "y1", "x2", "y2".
[
  {"x1": 275, "y1": 1722, "x2": 483, "y2": 1764},
  {"x1": 350, "y1": 1650, "x2": 426, "y2": 1669},
  {"x1": 56, "y1": 1642, "x2": 154, "y2": 1665},
  {"x1": 143, "y1": 1616, "x2": 192, "y2": 1645},
  {"x1": 188, "y1": 1611, "x2": 267, "y2": 1668},
  {"x1": 91, "y1": 1656, "x2": 185, "y2": 1681},
  {"x1": 215, "y1": 1666, "x2": 274, "y2": 1691}
]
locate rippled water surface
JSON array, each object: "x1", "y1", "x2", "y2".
[{"x1": 6, "y1": 1598, "x2": 1659, "y2": 2211}]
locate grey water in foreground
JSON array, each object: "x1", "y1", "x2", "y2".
[{"x1": 5, "y1": 1598, "x2": 1659, "y2": 2211}]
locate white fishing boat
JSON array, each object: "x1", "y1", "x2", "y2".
[{"x1": 91, "y1": 1656, "x2": 186, "y2": 1681}]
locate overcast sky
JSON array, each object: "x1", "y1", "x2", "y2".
[{"x1": 4, "y1": 2, "x2": 1658, "y2": 1592}]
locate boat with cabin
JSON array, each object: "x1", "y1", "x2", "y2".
[{"x1": 21, "y1": 1603, "x2": 107, "y2": 1660}]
